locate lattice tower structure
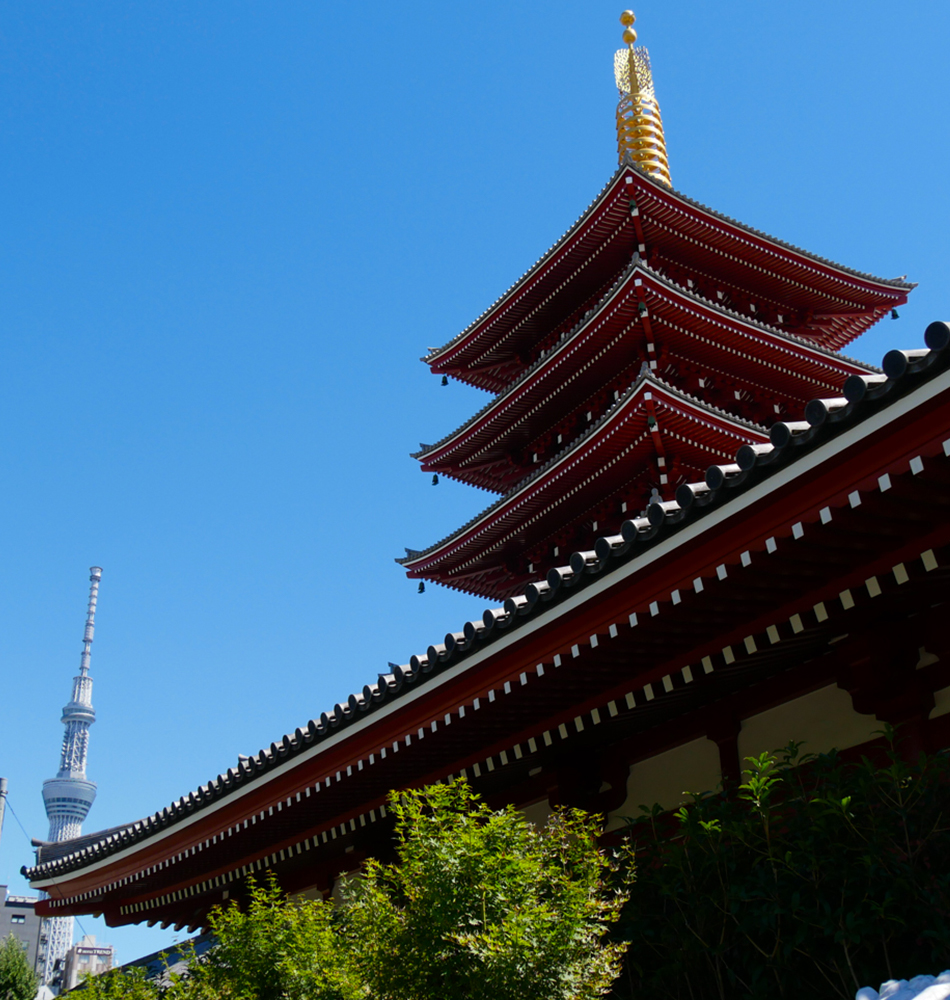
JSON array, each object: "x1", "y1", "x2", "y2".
[{"x1": 41, "y1": 567, "x2": 102, "y2": 985}]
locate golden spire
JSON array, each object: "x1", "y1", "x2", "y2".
[{"x1": 614, "y1": 10, "x2": 671, "y2": 186}]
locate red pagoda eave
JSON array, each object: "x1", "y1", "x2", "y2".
[
  {"x1": 424, "y1": 164, "x2": 912, "y2": 392},
  {"x1": 627, "y1": 167, "x2": 912, "y2": 351},
  {"x1": 416, "y1": 262, "x2": 877, "y2": 493},
  {"x1": 401, "y1": 377, "x2": 769, "y2": 599},
  {"x1": 424, "y1": 168, "x2": 636, "y2": 392}
]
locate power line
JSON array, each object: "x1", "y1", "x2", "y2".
[
  {"x1": 3, "y1": 794, "x2": 91, "y2": 940},
  {"x1": 2, "y1": 793, "x2": 31, "y2": 844}
]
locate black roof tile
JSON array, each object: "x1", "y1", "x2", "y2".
[{"x1": 25, "y1": 320, "x2": 950, "y2": 883}]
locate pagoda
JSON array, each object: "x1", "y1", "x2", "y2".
[{"x1": 400, "y1": 12, "x2": 911, "y2": 601}]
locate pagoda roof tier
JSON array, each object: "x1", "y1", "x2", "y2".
[
  {"x1": 24, "y1": 328, "x2": 950, "y2": 936},
  {"x1": 424, "y1": 169, "x2": 639, "y2": 392},
  {"x1": 415, "y1": 260, "x2": 877, "y2": 494},
  {"x1": 399, "y1": 374, "x2": 769, "y2": 600},
  {"x1": 425, "y1": 163, "x2": 912, "y2": 392}
]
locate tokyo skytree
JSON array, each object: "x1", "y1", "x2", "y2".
[{"x1": 40, "y1": 567, "x2": 102, "y2": 986}]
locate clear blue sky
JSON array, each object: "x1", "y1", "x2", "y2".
[{"x1": 0, "y1": 1, "x2": 947, "y2": 964}]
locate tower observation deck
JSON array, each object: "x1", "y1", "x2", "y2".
[{"x1": 40, "y1": 566, "x2": 102, "y2": 986}]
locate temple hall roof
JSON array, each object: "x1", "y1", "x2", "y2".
[{"x1": 25, "y1": 321, "x2": 950, "y2": 892}]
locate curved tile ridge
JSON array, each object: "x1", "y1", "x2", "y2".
[
  {"x1": 636, "y1": 260, "x2": 884, "y2": 372},
  {"x1": 423, "y1": 165, "x2": 629, "y2": 364},
  {"x1": 635, "y1": 370, "x2": 774, "y2": 432},
  {"x1": 398, "y1": 368, "x2": 772, "y2": 567},
  {"x1": 413, "y1": 256, "x2": 881, "y2": 468},
  {"x1": 627, "y1": 160, "x2": 915, "y2": 292},
  {"x1": 412, "y1": 254, "x2": 643, "y2": 462},
  {"x1": 24, "y1": 322, "x2": 950, "y2": 883}
]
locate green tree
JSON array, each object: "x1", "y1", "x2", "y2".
[
  {"x1": 197, "y1": 876, "x2": 363, "y2": 1000},
  {"x1": 0, "y1": 934, "x2": 38, "y2": 1000},
  {"x1": 343, "y1": 779, "x2": 631, "y2": 1000},
  {"x1": 79, "y1": 781, "x2": 626, "y2": 1000},
  {"x1": 81, "y1": 880, "x2": 362, "y2": 1000}
]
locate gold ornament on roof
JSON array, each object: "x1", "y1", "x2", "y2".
[{"x1": 614, "y1": 10, "x2": 671, "y2": 187}]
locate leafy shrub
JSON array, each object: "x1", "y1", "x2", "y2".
[
  {"x1": 199, "y1": 876, "x2": 363, "y2": 1000},
  {"x1": 612, "y1": 735, "x2": 950, "y2": 999},
  {"x1": 81, "y1": 877, "x2": 363, "y2": 999},
  {"x1": 343, "y1": 779, "x2": 631, "y2": 1000}
]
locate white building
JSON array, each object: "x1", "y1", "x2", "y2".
[{"x1": 61, "y1": 936, "x2": 114, "y2": 992}]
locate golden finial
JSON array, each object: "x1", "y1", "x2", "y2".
[
  {"x1": 614, "y1": 11, "x2": 671, "y2": 187},
  {"x1": 621, "y1": 10, "x2": 637, "y2": 45}
]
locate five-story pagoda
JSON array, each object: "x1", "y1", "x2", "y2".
[{"x1": 400, "y1": 12, "x2": 912, "y2": 602}]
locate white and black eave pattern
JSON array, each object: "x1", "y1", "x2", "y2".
[
  {"x1": 26, "y1": 325, "x2": 950, "y2": 885},
  {"x1": 49, "y1": 504, "x2": 945, "y2": 924}
]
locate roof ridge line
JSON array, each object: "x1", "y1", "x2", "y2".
[
  {"x1": 413, "y1": 255, "x2": 644, "y2": 461},
  {"x1": 627, "y1": 161, "x2": 915, "y2": 292},
  {"x1": 399, "y1": 370, "x2": 769, "y2": 566},
  {"x1": 423, "y1": 166, "x2": 629, "y2": 364},
  {"x1": 639, "y1": 261, "x2": 884, "y2": 372}
]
